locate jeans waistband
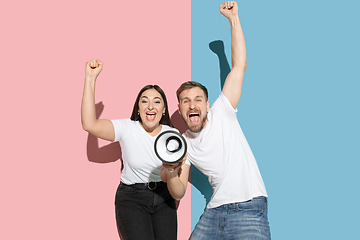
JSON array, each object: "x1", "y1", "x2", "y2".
[{"x1": 120, "y1": 181, "x2": 165, "y2": 191}]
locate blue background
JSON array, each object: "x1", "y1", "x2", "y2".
[{"x1": 190, "y1": 0, "x2": 360, "y2": 239}]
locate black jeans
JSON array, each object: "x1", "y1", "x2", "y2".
[{"x1": 115, "y1": 182, "x2": 177, "y2": 240}]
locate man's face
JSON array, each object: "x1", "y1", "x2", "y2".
[{"x1": 178, "y1": 87, "x2": 209, "y2": 133}]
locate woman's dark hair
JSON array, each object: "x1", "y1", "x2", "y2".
[{"x1": 130, "y1": 85, "x2": 173, "y2": 127}]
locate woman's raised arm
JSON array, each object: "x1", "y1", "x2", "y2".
[{"x1": 81, "y1": 60, "x2": 115, "y2": 141}]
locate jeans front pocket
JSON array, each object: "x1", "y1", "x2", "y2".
[{"x1": 115, "y1": 184, "x2": 138, "y2": 205}]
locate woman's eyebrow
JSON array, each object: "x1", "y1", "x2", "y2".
[{"x1": 141, "y1": 96, "x2": 162, "y2": 100}]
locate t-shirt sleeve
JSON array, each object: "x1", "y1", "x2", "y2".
[
  {"x1": 212, "y1": 92, "x2": 238, "y2": 116},
  {"x1": 110, "y1": 119, "x2": 132, "y2": 142}
]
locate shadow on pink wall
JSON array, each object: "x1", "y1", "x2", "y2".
[
  {"x1": 86, "y1": 102, "x2": 123, "y2": 165},
  {"x1": 86, "y1": 102, "x2": 123, "y2": 239},
  {"x1": 170, "y1": 110, "x2": 187, "y2": 135}
]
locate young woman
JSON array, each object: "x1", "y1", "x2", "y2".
[{"x1": 81, "y1": 60, "x2": 190, "y2": 240}]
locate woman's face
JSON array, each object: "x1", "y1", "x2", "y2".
[{"x1": 138, "y1": 89, "x2": 166, "y2": 134}]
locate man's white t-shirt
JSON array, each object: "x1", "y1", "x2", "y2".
[
  {"x1": 111, "y1": 119, "x2": 180, "y2": 185},
  {"x1": 183, "y1": 93, "x2": 267, "y2": 209}
]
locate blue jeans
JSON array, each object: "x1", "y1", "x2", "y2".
[
  {"x1": 115, "y1": 182, "x2": 177, "y2": 240},
  {"x1": 190, "y1": 197, "x2": 271, "y2": 240}
]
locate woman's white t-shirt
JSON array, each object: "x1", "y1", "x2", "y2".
[{"x1": 111, "y1": 119, "x2": 177, "y2": 185}]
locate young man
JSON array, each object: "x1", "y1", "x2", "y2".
[{"x1": 176, "y1": 1, "x2": 271, "y2": 239}]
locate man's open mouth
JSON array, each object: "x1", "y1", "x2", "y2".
[{"x1": 189, "y1": 112, "x2": 200, "y2": 124}]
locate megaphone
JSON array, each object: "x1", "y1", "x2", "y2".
[{"x1": 154, "y1": 130, "x2": 187, "y2": 164}]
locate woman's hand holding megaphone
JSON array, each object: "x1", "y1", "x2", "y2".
[
  {"x1": 161, "y1": 153, "x2": 187, "y2": 179},
  {"x1": 160, "y1": 153, "x2": 190, "y2": 201}
]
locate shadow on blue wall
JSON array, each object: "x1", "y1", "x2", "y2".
[
  {"x1": 183, "y1": 40, "x2": 230, "y2": 212},
  {"x1": 209, "y1": 40, "x2": 230, "y2": 91}
]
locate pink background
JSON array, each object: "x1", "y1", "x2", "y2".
[{"x1": 0, "y1": 0, "x2": 191, "y2": 239}]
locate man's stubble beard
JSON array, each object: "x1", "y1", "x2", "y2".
[{"x1": 185, "y1": 113, "x2": 208, "y2": 133}]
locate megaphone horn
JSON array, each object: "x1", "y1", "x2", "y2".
[
  {"x1": 154, "y1": 130, "x2": 187, "y2": 164},
  {"x1": 166, "y1": 136, "x2": 182, "y2": 153}
]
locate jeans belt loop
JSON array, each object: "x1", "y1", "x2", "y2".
[{"x1": 147, "y1": 182, "x2": 157, "y2": 190}]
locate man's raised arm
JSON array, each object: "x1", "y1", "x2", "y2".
[{"x1": 220, "y1": 1, "x2": 247, "y2": 109}]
